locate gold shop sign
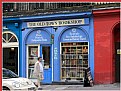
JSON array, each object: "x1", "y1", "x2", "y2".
[{"x1": 27, "y1": 19, "x2": 85, "y2": 28}]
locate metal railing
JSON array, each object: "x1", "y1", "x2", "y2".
[{"x1": 3, "y1": 3, "x2": 120, "y2": 17}]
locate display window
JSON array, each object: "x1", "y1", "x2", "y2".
[
  {"x1": 61, "y1": 42, "x2": 88, "y2": 81},
  {"x1": 2, "y1": 31, "x2": 19, "y2": 75},
  {"x1": 27, "y1": 45, "x2": 40, "y2": 78}
]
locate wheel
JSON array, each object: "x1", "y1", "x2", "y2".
[{"x1": 2, "y1": 86, "x2": 10, "y2": 90}]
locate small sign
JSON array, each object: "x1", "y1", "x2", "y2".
[
  {"x1": 117, "y1": 49, "x2": 121, "y2": 54},
  {"x1": 31, "y1": 48, "x2": 38, "y2": 57},
  {"x1": 54, "y1": 48, "x2": 58, "y2": 59},
  {"x1": 84, "y1": 67, "x2": 94, "y2": 87}
]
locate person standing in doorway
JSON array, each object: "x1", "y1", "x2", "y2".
[{"x1": 33, "y1": 57, "x2": 44, "y2": 90}]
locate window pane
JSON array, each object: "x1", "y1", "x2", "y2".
[
  {"x1": 3, "y1": 33, "x2": 6, "y2": 40},
  {"x1": 61, "y1": 42, "x2": 88, "y2": 81},
  {"x1": 2, "y1": 38, "x2": 6, "y2": 43},
  {"x1": 9, "y1": 35, "x2": 17, "y2": 42},
  {"x1": 29, "y1": 46, "x2": 38, "y2": 58},
  {"x1": 3, "y1": 48, "x2": 18, "y2": 75},
  {"x1": 28, "y1": 46, "x2": 38, "y2": 79},
  {"x1": 42, "y1": 46, "x2": 50, "y2": 68},
  {"x1": 8, "y1": 33, "x2": 13, "y2": 40},
  {"x1": 2, "y1": 33, "x2": 18, "y2": 43}
]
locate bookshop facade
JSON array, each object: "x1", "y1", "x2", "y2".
[
  {"x1": 59, "y1": 28, "x2": 90, "y2": 81},
  {"x1": 19, "y1": 12, "x2": 94, "y2": 83}
]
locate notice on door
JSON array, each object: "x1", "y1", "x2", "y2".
[{"x1": 117, "y1": 49, "x2": 121, "y2": 54}]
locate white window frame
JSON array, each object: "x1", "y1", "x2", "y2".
[
  {"x1": 60, "y1": 42, "x2": 89, "y2": 81},
  {"x1": 2, "y1": 31, "x2": 19, "y2": 75},
  {"x1": 26, "y1": 44, "x2": 40, "y2": 78}
]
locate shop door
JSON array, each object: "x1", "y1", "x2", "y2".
[
  {"x1": 115, "y1": 42, "x2": 120, "y2": 82},
  {"x1": 27, "y1": 45, "x2": 52, "y2": 83},
  {"x1": 3, "y1": 47, "x2": 18, "y2": 74},
  {"x1": 41, "y1": 45, "x2": 52, "y2": 83}
]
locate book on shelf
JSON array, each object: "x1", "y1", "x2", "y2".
[
  {"x1": 82, "y1": 46, "x2": 88, "y2": 53},
  {"x1": 79, "y1": 55, "x2": 83, "y2": 59}
]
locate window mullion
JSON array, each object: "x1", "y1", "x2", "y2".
[
  {"x1": 6, "y1": 33, "x2": 9, "y2": 43},
  {"x1": 8, "y1": 35, "x2": 14, "y2": 42},
  {"x1": 2, "y1": 38, "x2": 7, "y2": 43}
]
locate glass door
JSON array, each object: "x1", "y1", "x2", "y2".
[
  {"x1": 27, "y1": 44, "x2": 52, "y2": 83},
  {"x1": 27, "y1": 45, "x2": 40, "y2": 78},
  {"x1": 42, "y1": 45, "x2": 51, "y2": 69},
  {"x1": 41, "y1": 45, "x2": 52, "y2": 83}
]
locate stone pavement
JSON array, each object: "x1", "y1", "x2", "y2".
[{"x1": 36, "y1": 83, "x2": 120, "y2": 91}]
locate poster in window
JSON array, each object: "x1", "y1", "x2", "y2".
[{"x1": 31, "y1": 48, "x2": 38, "y2": 57}]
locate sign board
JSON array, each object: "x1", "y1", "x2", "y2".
[
  {"x1": 27, "y1": 19, "x2": 86, "y2": 28},
  {"x1": 86, "y1": 67, "x2": 94, "y2": 86},
  {"x1": 26, "y1": 30, "x2": 51, "y2": 44},
  {"x1": 61, "y1": 28, "x2": 88, "y2": 42}
]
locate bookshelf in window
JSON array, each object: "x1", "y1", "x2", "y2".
[{"x1": 61, "y1": 42, "x2": 88, "y2": 81}]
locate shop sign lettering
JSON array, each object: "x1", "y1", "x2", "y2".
[
  {"x1": 54, "y1": 48, "x2": 58, "y2": 59},
  {"x1": 27, "y1": 19, "x2": 85, "y2": 27},
  {"x1": 63, "y1": 29, "x2": 86, "y2": 41},
  {"x1": 31, "y1": 30, "x2": 48, "y2": 42}
]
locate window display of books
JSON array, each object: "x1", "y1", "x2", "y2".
[{"x1": 61, "y1": 42, "x2": 88, "y2": 80}]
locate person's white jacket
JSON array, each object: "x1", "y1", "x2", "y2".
[{"x1": 33, "y1": 61, "x2": 40, "y2": 77}]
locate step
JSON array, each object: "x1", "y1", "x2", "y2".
[{"x1": 52, "y1": 81, "x2": 84, "y2": 85}]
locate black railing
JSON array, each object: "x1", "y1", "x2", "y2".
[
  {"x1": 3, "y1": 3, "x2": 92, "y2": 12},
  {"x1": 3, "y1": 3, "x2": 120, "y2": 17}
]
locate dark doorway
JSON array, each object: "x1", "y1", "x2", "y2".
[
  {"x1": 42, "y1": 46, "x2": 50, "y2": 68},
  {"x1": 114, "y1": 23, "x2": 120, "y2": 83},
  {"x1": 3, "y1": 47, "x2": 18, "y2": 74},
  {"x1": 115, "y1": 42, "x2": 120, "y2": 82}
]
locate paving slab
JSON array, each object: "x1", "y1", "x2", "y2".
[{"x1": 36, "y1": 83, "x2": 120, "y2": 91}]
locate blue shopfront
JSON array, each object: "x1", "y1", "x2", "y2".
[
  {"x1": 21, "y1": 27, "x2": 53, "y2": 83},
  {"x1": 21, "y1": 12, "x2": 94, "y2": 83},
  {"x1": 3, "y1": 18, "x2": 22, "y2": 76}
]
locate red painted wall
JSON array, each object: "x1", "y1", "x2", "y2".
[{"x1": 93, "y1": 9, "x2": 120, "y2": 84}]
